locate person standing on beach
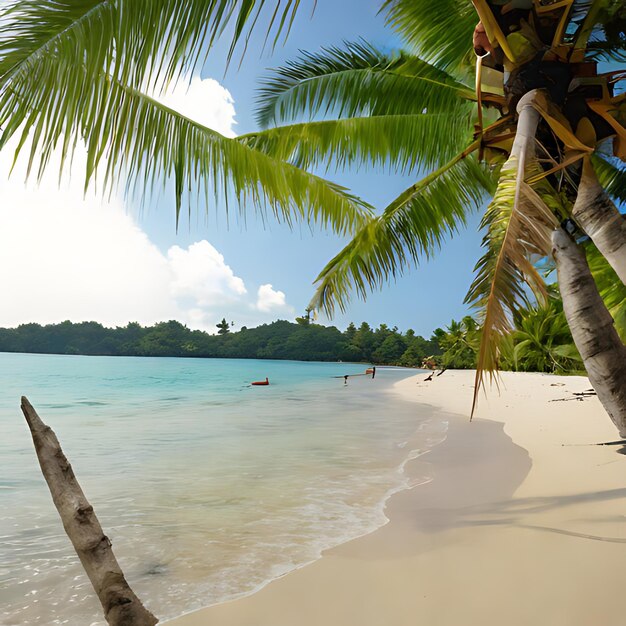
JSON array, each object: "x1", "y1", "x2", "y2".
[{"x1": 371, "y1": 366, "x2": 376, "y2": 379}]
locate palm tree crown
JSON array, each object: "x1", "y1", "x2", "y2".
[
  {"x1": 243, "y1": 0, "x2": 626, "y2": 412},
  {"x1": 1, "y1": 0, "x2": 625, "y2": 419}
]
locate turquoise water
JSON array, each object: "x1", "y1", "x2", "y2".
[{"x1": 0, "y1": 353, "x2": 446, "y2": 625}]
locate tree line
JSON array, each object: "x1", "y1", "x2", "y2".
[
  {"x1": 1, "y1": 286, "x2": 611, "y2": 373},
  {"x1": 0, "y1": 319, "x2": 440, "y2": 366}
]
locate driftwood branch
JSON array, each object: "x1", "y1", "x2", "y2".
[
  {"x1": 550, "y1": 390, "x2": 598, "y2": 403},
  {"x1": 21, "y1": 396, "x2": 158, "y2": 626}
]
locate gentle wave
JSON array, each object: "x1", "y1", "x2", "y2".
[{"x1": 0, "y1": 355, "x2": 444, "y2": 625}]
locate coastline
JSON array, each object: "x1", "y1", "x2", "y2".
[{"x1": 168, "y1": 370, "x2": 626, "y2": 626}]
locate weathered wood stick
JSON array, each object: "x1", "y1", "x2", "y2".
[{"x1": 21, "y1": 396, "x2": 159, "y2": 626}]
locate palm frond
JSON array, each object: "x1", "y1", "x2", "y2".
[
  {"x1": 591, "y1": 153, "x2": 626, "y2": 204},
  {"x1": 311, "y1": 145, "x2": 496, "y2": 316},
  {"x1": 380, "y1": 0, "x2": 477, "y2": 70},
  {"x1": 0, "y1": 1, "x2": 368, "y2": 230},
  {"x1": 255, "y1": 40, "x2": 475, "y2": 128},
  {"x1": 507, "y1": 296, "x2": 581, "y2": 373},
  {"x1": 239, "y1": 111, "x2": 474, "y2": 174},
  {"x1": 582, "y1": 0, "x2": 626, "y2": 63},
  {"x1": 0, "y1": 1, "x2": 304, "y2": 91},
  {"x1": 0, "y1": 55, "x2": 371, "y2": 233},
  {"x1": 465, "y1": 160, "x2": 560, "y2": 417},
  {"x1": 586, "y1": 242, "x2": 626, "y2": 341},
  {"x1": 586, "y1": 43, "x2": 626, "y2": 62},
  {"x1": 571, "y1": 0, "x2": 621, "y2": 53}
]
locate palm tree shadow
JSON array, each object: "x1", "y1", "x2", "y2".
[{"x1": 439, "y1": 487, "x2": 626, "y2": 543}]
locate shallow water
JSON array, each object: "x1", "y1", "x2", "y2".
[{"x1": 0, "y1": 353, "x2": 446, "y2": 625}]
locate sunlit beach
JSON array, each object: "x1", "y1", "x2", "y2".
[{"x1": 1, "y1": 1, "x2": 625, "y2": 625}]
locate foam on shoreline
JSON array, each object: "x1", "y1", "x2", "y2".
[{"x1": 169, "y1": 369, "x2": 626, "y2": 626}]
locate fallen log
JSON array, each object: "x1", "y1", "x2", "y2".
[{"x1": 21, "y1": 396, "x2": 158, "y2": 626}]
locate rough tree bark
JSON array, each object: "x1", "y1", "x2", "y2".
[
  {"x1": 21, "y1": 396, "x2": 159, "y2": 626},
  {"x1": 572, "y1": 157, "x2": 626, "y2": 285},
  {"x1": 552, "y1": 230, "x2": 626, "y2": 437}
]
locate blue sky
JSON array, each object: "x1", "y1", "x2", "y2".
[
  {"x1": 0, "y1": 0, "x2": 485, "y2": 337},
  {"x1": 144, "y1": 0, "x2": 485, "y2": 335}
]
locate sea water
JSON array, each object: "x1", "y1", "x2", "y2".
[{"x1": 0, "y1": 353, "x2": 447, "y2": 625}]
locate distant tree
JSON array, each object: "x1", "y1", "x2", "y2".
[
  {"x1": 216, "y1": 318, "x2": 231, "y2": 335},
  {"x1": 295, "y1": 307, "x2": 314, "y2": 326},
  {"x1": 337, "y1": 322, "x2": 362, "y2": 361},
  {"x1": 372, "y1": 334, "x2": 407, "y2": 364},
  {"x1": 0, "y1": 318, "x2": 469, "y2": 366},
  {"x1": 395, "y1": 328, "x2": 439, "y2": 367},
  {"x1": 398, "y1": 344, "x2": 424, "y2": 368},
  {"x1": 353, "y1": 322, "x2": 375, "y2": 361},
  {"x1": 284, "y1": 324, "x2": 344, "y2": 360},
  {"x1": 116, "y1": 322, "x2": 146, "y2": 355},
  {"x1": 438, "y1": 317, "x2": 480, "y2": 369},
  {"x1": 344, "y1": 322, "x2": 357, "y2": 342},
  {"x1": 138, "y1": 320, "x2": 191, "y2": 356}
]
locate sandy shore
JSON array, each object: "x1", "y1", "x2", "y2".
[{"x1": 167, "y1": 370, "x2": 626, "y2": 626}]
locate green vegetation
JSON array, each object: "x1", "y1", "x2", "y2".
[
  {"x1": 216, "y1": 318, "x2": 232, "y2": 335},
  {"x1": 1, "y1": 284, "x2": 602, "y2": 373},
  {"x1": 244, "y1": 2, "x2": 626, "y2": 420},
  {"x1": 2, "y1": 1, "x2": 625, "y2": 426},
  {"x1": 0, "y1": 319, "x2": 439, "y2": 365}
]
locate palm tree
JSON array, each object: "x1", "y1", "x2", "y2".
[
  {"x1": 501, "y1": 291, "x2": 582, "y2": 373},
  {"x1": 241, "y1": 0, "x2": 626, "y2": 433},
  {"x1": 2, "y1": 1, "x2": 626, "y2": 431},
  {"x1": 437, "y1": 316, "x2": 481, "y2": 369},
  {"x1": 0, "y1": 1, "x2": 370, "y2": 235}
]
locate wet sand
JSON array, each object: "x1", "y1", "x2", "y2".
[{"x1": 168, "y1": 370, "x2": 626, "y2": 626}]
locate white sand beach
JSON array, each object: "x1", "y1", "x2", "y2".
[{"x1": 168, "y1": 369, "x2": 626, "y2": 626}]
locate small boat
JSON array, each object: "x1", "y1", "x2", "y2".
[
  {"x1": 251, "y1": 377, "x2": 269, "y2": 386},
  {"x1": 365, "y1": 368, "x2": 374, "y2": 374}
]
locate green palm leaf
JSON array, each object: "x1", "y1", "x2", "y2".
[
  {"x1": 255, "y1": 40, "x2": 475, "y2": 128},
  {"x1": 465, "y1": 160, "x2": 560, "y2": 416},
  {"x1": 311, "y1": 144, "x2": 495, "y2": 316},
  {"x1": 0, "y1": 1, "x2": 369, "y2": 230},
  {"x1": 586, "y1": 242, "x2": 626, "y2": 341},
  {"x1": 0, "y1": 53, "x2": 371, "y2": 232},
  {"x1": 239, "y1": 111, "x2": 474, "y2": 174},
  {"x1": 591, "y1": 153, "x2": 626, "y2": 204},
  {"x1": 508, "y1": 298, "x2": 581, "y2": 373},
  {"x1": 380, "y1": 0, "x2": 477, "y2": 70},
  {"x1": 0, "y1": 1, "x2": 304, "y2": 90}
]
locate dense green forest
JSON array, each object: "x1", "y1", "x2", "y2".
[
  {"x1": 0, "y1": 319, "x2": 441, "y2": 366},
  {"x1": 0, "y1": 291, "x2": 590, "y2": 373}
]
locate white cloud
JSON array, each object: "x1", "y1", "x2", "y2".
[
  {"x1": 154, "y1": 75, "x2": 237, "y2": 137},
  {"x1": 0, "y1": 75, "x2": 293, "y2": 333},
  {"x1": 0, "y1": 177, "x2": 292, "y2": 331},
  {"x1": 168, "y1": 241, "x2": 246, "y2": 305},
  {"x1": 256, "y1": 284, "x2": 292, "y2": 313},
  {"x1": 0, "y1": 188, "x2": 180, "y2": 328}
]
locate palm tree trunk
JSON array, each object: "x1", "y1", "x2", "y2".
[
  {"x1": 552, "y1": 228, "x2": 626, "y2": 437},
  {"x1": 514, "y1": 89, "x2": 541, "y2": 165},
  {"x1": 572, "y1": 157, "x2": 626, "y2": 285},
  {"x1": 21, "y1": 397, "x2": 159, "y2": 626}
]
